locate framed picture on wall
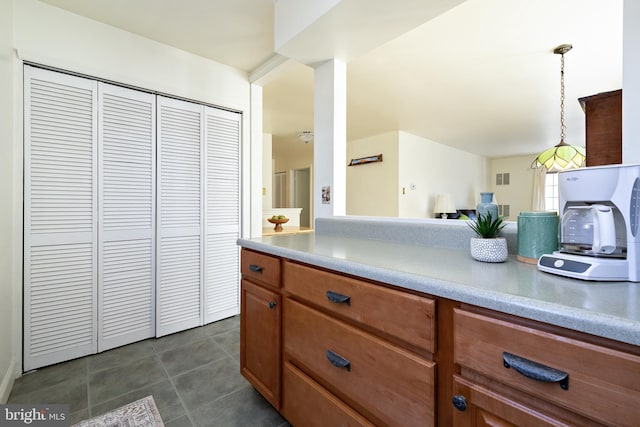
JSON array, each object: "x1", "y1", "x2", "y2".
[{"x1": 348, "y1": 154, "x2": 383, "y2": 166}]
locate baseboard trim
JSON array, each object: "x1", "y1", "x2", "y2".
[{"x1": 0, "y1": 358, "x2": 17, "y2": 403}]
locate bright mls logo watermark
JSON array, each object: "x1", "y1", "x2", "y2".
[{"x1": 1, "y1": 404, "x2": 68, "y2": 426}]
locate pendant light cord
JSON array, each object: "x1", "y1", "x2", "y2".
[
  {"x1": 559, "y1": 52, "x2": 566, "y2": 145},
  {"x1": 530, "y1": 43, "x2": 584, "y2": 171}
]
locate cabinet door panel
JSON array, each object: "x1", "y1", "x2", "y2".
[
  {"x1": 285, "y1": 298, "x2": 434, "y2": 426},
  {"x1": 284, "y1": 261, "x2": 435, "y2": 353},
  {"x1": 454, "y1": 309, "x2": 640, "y2": 427},
  {"x1": 241, "y1": 279, "x2": 281, "y2": 409},
  {"x1": 283, "y1": 362, "x2": 373, "y2": 427},
  {"x1": 453, "y1": 376, "x2": 574, "y2": 427}
]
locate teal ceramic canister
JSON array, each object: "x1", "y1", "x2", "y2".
[{"x1": 517, "y1": 211, "x2": 559, "y2": 264}]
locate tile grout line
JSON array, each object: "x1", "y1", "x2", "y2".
[
  {"x1": 86, "y1": 351, "x2": 167, "y2": 417},
  {"x1": 154, "y1": 336, "x2": 198, "y2": 426},
  {"x1": 154, "y1": 320, "x2": 240, "y2": 425},
  {"x1": 170, "y1": 352, "x2": 253, "y2": 418},
  {"x1": 85, "y1": 358, "x2": 91, "y2": 418},
  {"x1": 209, "y1": 330, "x2": 240, "y2": 361},
  {"x1": 87, "y1": 378, "x2": 169, "y2": 415},
  {"x1": 12, "y1": 318, "x2": 241, "y2": 426}
]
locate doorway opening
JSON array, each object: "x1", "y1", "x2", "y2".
[{"x1": 291, "y1": 167, "x2": 311, "y2": 228}]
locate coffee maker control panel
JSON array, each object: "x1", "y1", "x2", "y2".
[
  {"x1": 539, "y1": 255, "x2": 590, "y2": 274},
  {"x1": 631, "y1": 177, "x2": 640, "y2": 237}
]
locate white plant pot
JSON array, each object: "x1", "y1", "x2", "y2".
[{"x1": 470, "y1": 237, "x2": 508, "y2": 263}]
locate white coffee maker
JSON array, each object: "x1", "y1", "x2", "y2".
[{"x1": 538, "y1": 164, "x2": 640, "y2": 282}]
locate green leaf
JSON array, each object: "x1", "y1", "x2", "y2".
[{"x1": 467, "y1": 211, "x2": 506, "y2": 238}]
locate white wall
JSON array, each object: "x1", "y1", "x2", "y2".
[
  {"x1": 490, "y1": 155, "x2": 535, "y2": 220},
  {"x1": 10, "y1": 0, "x2": 252, "y2": 377},
  {"x1": 345, "y1": 131, "x2": 489, "y2": 218},
  {"x1": 398, "y1": 132, "x2": 489, "y2": 218},
  {"x1": 273, "y1": 138, "x2": 314, "y2": 172},
  {"x1": 0, "y1": 0, "x2": 15, "y2": 403},
  {"x1": 272, "y1": 136, "x2": 313, "y2": 218},
  {"x1": 346, "y1": 132, "x2": 399, "y2": 216},
  {"x1": 262, "y1": 133, "x2": 273, "y2": 209},
  {"x1": 14, "y1": 0, "x2": 249, "y2": 111},
  {"x1": 623, "y1": 0, "x2": 640, "y2": 163}
]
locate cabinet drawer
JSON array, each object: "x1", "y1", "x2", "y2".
[
  {"x1": 283, "y1": 362, "x2": 374, "y2": 427},
  {"x1": 452, "y1": 376, "x2": 597, "y2": 427},
  {"x1": 454, "y1": 309, "x2": 640, "y2": 427},
  {"x1": 284, "y1": 298, "x2": 435, "y2": 426},
  {"x1": 284, "y1": 261, "x2": 435, "y2": 353},
  {"x1": 241, "y1": 249, "x2": 281, "y2": 288}
]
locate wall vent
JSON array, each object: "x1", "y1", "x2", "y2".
[
  {"x1": 498, "y1": 204, "x2": 510, "y2": 217},
  {"x1": 496, "y1": 173, "x2": 510, "y2": 185}
]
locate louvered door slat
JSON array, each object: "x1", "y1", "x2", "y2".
[
  {"x1": 98, "y1": 83, "x2": 156, "y2": 351},
  {"x1": 204, "y1": 108, "x2": 240, "y2": 324},
  {"x1": 205, "y1": 234, "x2": 239, "y2": 320},
  {"x1": 24, "y1": 66, "x2": 98, "y2": 371},
  {"x1": 156, "y1": 97, "x2": 203, "y2": 336}
]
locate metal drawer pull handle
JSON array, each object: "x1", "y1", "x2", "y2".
[
  {"x1": 249, "y1": 264, "x2": 263, "y2": 273},
  {"x1": 503, "y1": 352, "x2": 569, "y2": 390},
  {"x1": 326, "y1": 290, "x2": 351, "y2": 306},
  {"x1": 452, "y1": 395, "x2": 467, "y2": 412},
  {"x1": 268, "y1": 300, "x2": 277, "y2": 309},
  {"x1": 326, "y1": 350, "x2": 351, "y2": 372}
]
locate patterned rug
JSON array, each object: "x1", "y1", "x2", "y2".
[{"x1": 73, "y1": 396, "x2": 164, "y2": 427}]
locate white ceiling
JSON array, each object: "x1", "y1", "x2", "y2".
[{"x1": 40, "y1": 0, "x2": 623, "y2": 159}]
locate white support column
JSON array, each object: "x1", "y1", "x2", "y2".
[
  {"x1": 248, "y1": 83, "x2": 263, "y2": 237},
  {"x1": 623, "y1": 0, "x2": 640, "y2": 163},
  {"x1": 314, "y1": 59, "x2": 347, "y2": 219}
]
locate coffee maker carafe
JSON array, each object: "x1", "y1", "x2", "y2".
[{"x1": 538, "y1": 164, "x2": 640, "y2": 282}]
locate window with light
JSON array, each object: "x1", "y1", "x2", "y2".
[{"x1": 545, "y1": 172, "x2": 559, "y2": 212}]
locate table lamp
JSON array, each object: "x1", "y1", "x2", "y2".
[{"x1": 434, "y1": 194, "x2": 456, "y2": 219}]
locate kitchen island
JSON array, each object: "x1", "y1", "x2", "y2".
[{"x1": 238, "y1": 217, "x2": 640, "y2": 426}]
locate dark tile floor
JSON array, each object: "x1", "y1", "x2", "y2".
[{"x1": 8, "y1": 316, "x2": 288, "y2": 427}]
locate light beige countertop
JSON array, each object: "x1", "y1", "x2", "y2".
[{"x1": 239, "y1": 217, "x2": 640, "y2": 347}]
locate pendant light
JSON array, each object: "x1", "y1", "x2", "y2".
[{"x1": 531, "y1": 44, "x2": 586, "y2": 172}]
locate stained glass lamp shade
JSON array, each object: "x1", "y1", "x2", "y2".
[{"x1": 533, "y1": 141, "x2": 586, "y2": 172}]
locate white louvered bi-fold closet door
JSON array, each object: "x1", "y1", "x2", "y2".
[
  {"x1": 98, "y1": 84, "x2": 156, "y2": 351},
  {"x1": 204, "y1": 107, "x2": 240, "y2": 324},
  {"x1": 24, "y1": 66, "x2": 98, "y2": 371},
  {"x1": 157, "y1": 96, "x2": 204, "y2": 337}
]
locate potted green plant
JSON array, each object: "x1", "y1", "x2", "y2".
[{"x1": 468, "y1": 212, "x2": 508, "y2": 262}]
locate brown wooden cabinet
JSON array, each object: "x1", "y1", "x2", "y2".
[
  {"x1": 239, "y1": 248, "x2": 640, "y2": 426},
  {"x1": 282, "y1": 260, "x2": 436, "y2": 426},
  {"x1": 450, "y1": 375, "x2": 590, "y2": 427},
  {"x1": 453, "y1": 307, "x2": 640, "y2": 427},
  {"x1": 283, "y1": 361, "x2": 374, "y2": 427},
  {"x1": 240, "y1": 249, "x2": 282, "y2": 409},
  {"x1": 579, "y1": 89, "x2": 622, "y2": 166}
]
